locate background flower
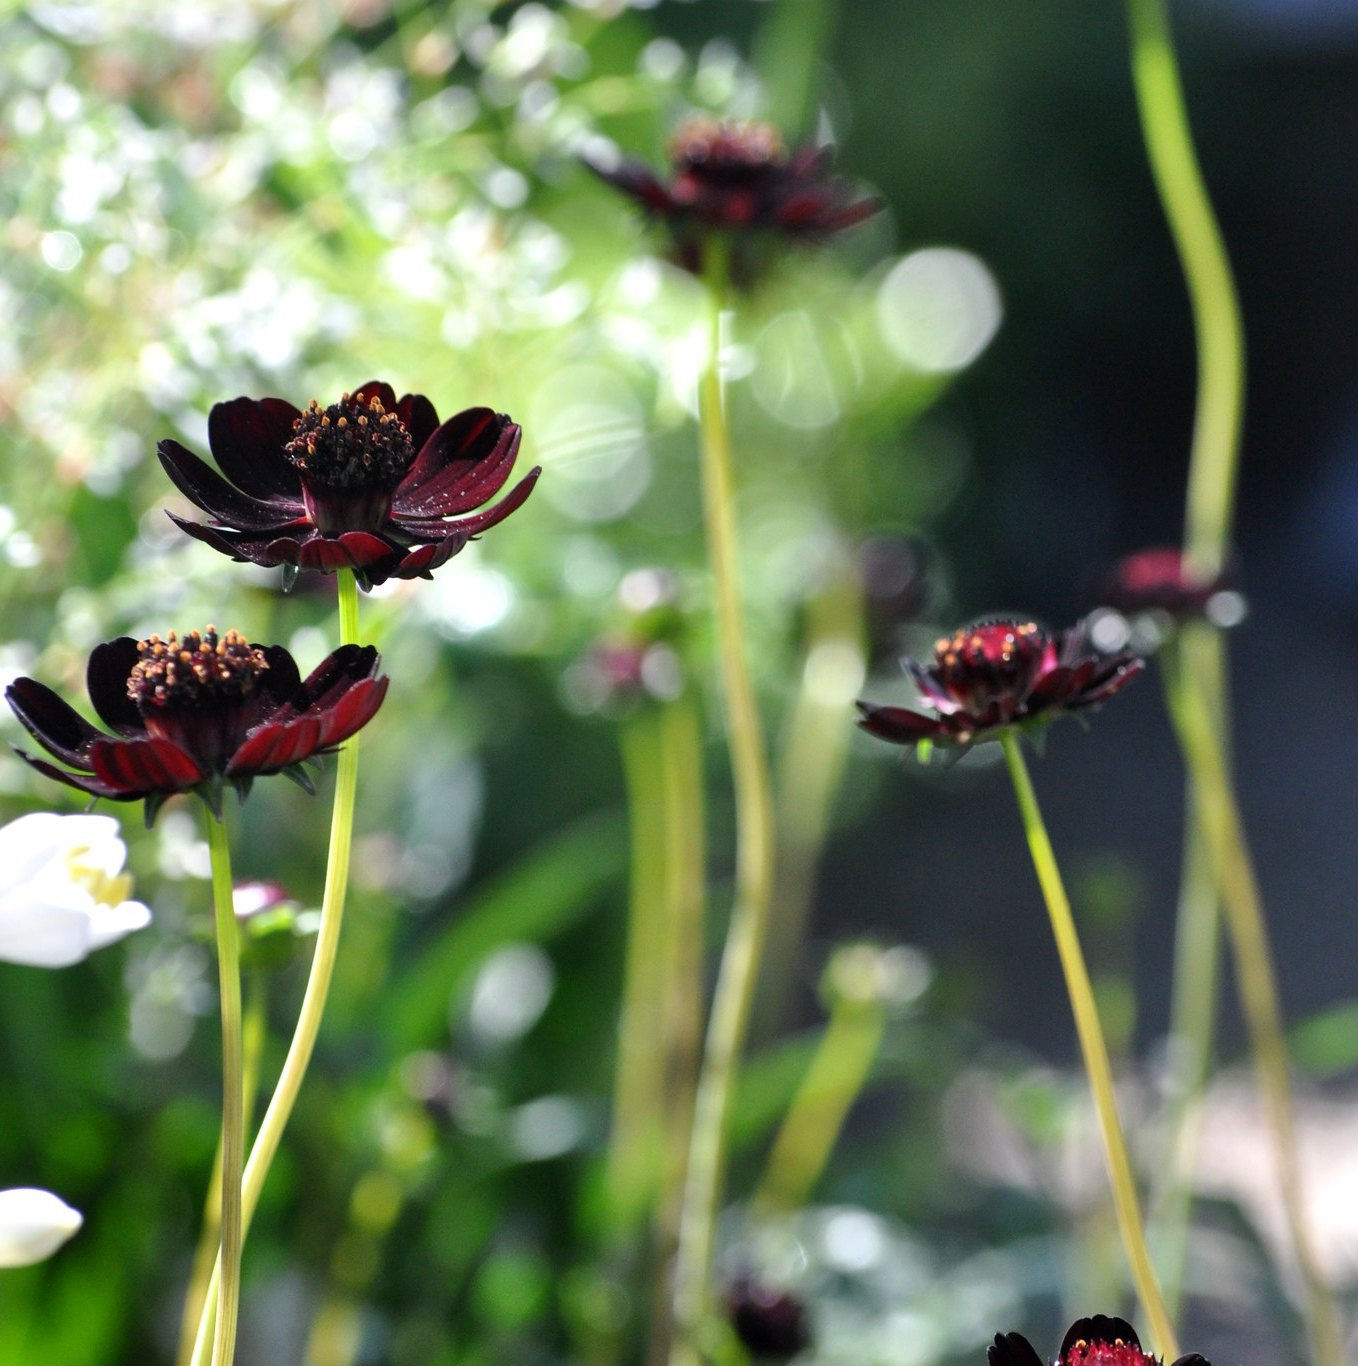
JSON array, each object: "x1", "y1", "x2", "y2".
[
  {"x1": 0, "y1": 1188, "x2": 82, "y2": 1268},
  {"x1": 0, "y1": 812, "x2": 149, "y2": 968}
]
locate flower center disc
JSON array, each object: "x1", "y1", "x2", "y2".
[
  {"x1": 285, "y1": 392, "x2": 415, "y2": 493},
  {"x1": 669, "y1": 117, "x2": 786, "y2": 182},
  {"x1": 932, "y1": 619, "x2": 1048, "y2": 705},
  {"x1": 128, "y1": 628, "x2": 267, "y2": 712},
  {"x1": 1063, "y1": 1340, "x2": 1158, "y2": 1366}
]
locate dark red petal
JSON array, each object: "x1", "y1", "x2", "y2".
[
  {"x1": 904, "y1": 659, "x2": 965, "y2": 715},
  {"x1": 1059, "y1": 1317, "x2": 1142, "y2": 1360},
  {"x1": 1071, "y1": 656, "x2": 1145, "y2": 708},
  {"x1": 855, "y1": 701, "x2": 950, "y2": 745},
  {"x1": 207, "y1": 396, "x2": 305, "y2": 501},
  {"x1": 1169, "y1": 1357, "x2": 1211, "y2": 1366},
  {"x1": 395, "y1": 409, "x2": 513, "y2": 509},
  {"x1": 351, "y1": 380, "x2": 398, "y2": 412},
  {"x1": 6, "y1": 678, "x2": 106, "y2": 768},
  {"x1": 88, "y1": 736, "x2": 204, "y2": 794},
  {"x1": 796, "y1": 195, "x2": 883, "y2": 233},
  {"x1": 158, "y1": 439, "x2": 305, "y2": 529},
  {"x1": 256, "y1": 644, "x2": 302, "y2": 707},
  {"x1": 987, "y1": 1333, "x2": 1044, "y2": 1366},
  {"x1": 86, "y1": 638, "x2": 144, "y2": 735},
  {"x1": 395, "y1": 466, "x2": 540, "y2": 542},
  {"x1": 390, "y1": 535, "x2": 466, "y2": 580},
  {"x1": 227, "y1": 716, "x2": 324, "y2": 775},
  {"x1": 581, "y1": 154, "x2": 679, "y2": 215},
  {"x1": 10, "y1": 749, "x2": 139, "y2": 801},
  {"x1": 394, "y1": 393, "x2": 440, "y2": 450},
  {"x1": 294, "y1": 532, "x2": 395, "y2": 572},
  {"x1": 168, "y1": 511, "x2": 282, "y2": 565},
  {"x1": 315, "y1": 675, "x2": 388, "y2": 748},
  {"x1": 286, "y1": 646, "x2": 380, "y2": 722},
  {"x1": 1027, "y1": 664, "x2": 1077, "y2": 709}
]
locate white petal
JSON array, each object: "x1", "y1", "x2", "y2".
[
  {"x1": 84, "y1": 899, "x2": 152, "y2": 952},
  {"x1": 0, "y1": 1188, "x2": 83, "y2": 1267},
  {"x1": 0, "y1": 813, "x2": 125, "y2": 895},
  {"x1": 0, "y1": 900, "x2": 95, "y2": 968}
]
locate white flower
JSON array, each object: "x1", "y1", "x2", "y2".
[
  {"x1": 0, "y1": 813, "x2": 151, "y2": 968},
  {"x1": 0, "y1": 1188, "x2": 83, "y2": 1267}
]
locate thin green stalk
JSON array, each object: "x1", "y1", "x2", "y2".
[
  {"x1": 204, "y1": 815, "x2": 244, "y2": 1366},
  {"x1": 672, "y1": 242, "x2": 777, "y2": 1365},
  {"x1": 646, "y1": 695, "x2": 707, "y2": 1366},
  {"x1": 752, "y1": 994, "x2": 884, "y2": 1216},
  {"x1": 609, "y1": 710, "x2": 669, "y2": 1231},
  {"x1": 177, "y1": 981, "x2": 267, "y2": 1366},
  {"x1": 191, "y1": 568, "x2": 364, "y2": 1366},
  {"x1": 1126, "y1": 0, "x2": 1244, "y2": 577},
  {"x1": 1166, "y1": 634, "x2": 1341, "y2": 1366},
  {"x1": 999, "y1": 731, "x2": 1177, "y2": 1360}
]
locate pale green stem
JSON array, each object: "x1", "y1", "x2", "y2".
[
  {"x1": 672, "y1": 242, "x2": 777, "y2": 1365},
  {"x1": 1126, "y1": 0, "x2": 1245, "y2": 577},
  {"x1": 1166, "y1": 631, "x2": 1341, "y2": 1366},
  {"x1": 191, "y1": 569, "x2": 364, "y2": 1366},
  {"x1": 752, "y1": 999, "x2": 884, "y2": 1216},
  {"x1": 609, "y1": 710, "x2": 669, "y2": 1231},
  {"x1": 999, "y1": 731, "x2": 1177, "y2": 1360},
  {"x1": 177, "y1": 981, "x2": 267, "y2": 1366},
  {"x1": 204, "y1": 815, "x2": 244, "y2": 1366},
  {"x1": 648, "y1": 695, "x2": 707, "y2": 1366}
]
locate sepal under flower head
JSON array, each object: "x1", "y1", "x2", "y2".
[
  {"x1": 583, "y1": 115, "x2": 881, "y2": 286},
  {"x1": 987, "y1": 1315, "x2": 1210, "y2": 1366},
  {"x1": 7, "y1": 629, "x2": 387, "y2": 825},
  {"x1": 159, "y1": 381, "x2": 538, "y2": 588},
  {"x1": 857, "y1": 618, "x2": 1143, "y2": 752}
]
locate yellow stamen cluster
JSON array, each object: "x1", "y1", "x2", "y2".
[
  {"x1": 284, "y1": 391, "x2": 415, "y2": 491},
  {"x1": 669, "y1": 117, "x2": 786, "y2": 172},
  {"x1": 128, "y1": 627, "x2": 267, "y2": 709}
]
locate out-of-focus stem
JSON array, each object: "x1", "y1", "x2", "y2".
[
  {"x1": 1126, "y1": 0, "x2": 1244, "y2": 577},
  {"x1": 999, "y1": 732, "x2": 1178, "y2": 1360},
  {"x1": 204, "y1": 815, "x2": 244, "y2": 1366},
  {"x1": 672, "y1": 241, "x2": 777, "y2": 1365},
  {"x1": 192, "y1": 568, "x2": 364, "y2": 1366},
  {"x1": 609, "y1": 710, "x2": 669, "y2": 1230},
  {"x1": 177, "y1": 981, "x2": 267, "y2": 1366},
  {"x1": 649, "y1": 695, "x2": 706, "y2": 1364},
  {"x1": 751, "y1": 990, "x2": 883, "y2": 1216},
  {"x1": 1166, "y1": 631, "x2": 1341, "y2": 1366}
]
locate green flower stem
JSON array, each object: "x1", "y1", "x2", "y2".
[
  {"x1": 204, "y1": 814, "x2": 244, "y2": 1366},
  {"x1": 751, "y1": 994, "x2": 884, "y2": 1217},
  {"x1": 609, "y1": 709, "x2": 669, "y2": 1231},
  {"x1": 177, "y1": 981, "x2": 267, "y2": 1366},
  {"x1": 191, "y1": 568, "x2": 364, "y2": 1366},
  {"x1": 999, "y1": 731, "x2": 1177, "y2": 1360},
  {"x1": 1165, "y1": 631, "x2": 1341, "y2": 1366},
  {"x1": 672, "y1": 241, "x2": 777, "y2": 1365},
  {"x1": 1126, "y1": 0, "x2": 1244, "y2": 576}
]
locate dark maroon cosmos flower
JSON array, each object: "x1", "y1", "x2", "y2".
[
  {"x1": 1097, "y1": 547, "x2": 1240, "y2": 626},
  {"x1": 727, "y1": 1276, "x2": 810, "y2": 1360},
  {"x1": 583, "y1": 116, "x2": 881, "y2": 283},
  {"x1": 158, "y1": 381, "x2": 539, "y2": 588},
  {"x1": 988, "y1": 1315, "x2": 1209, "y2": 1366},
  {"x1": 7, "y1": 627, "x2": 387, "y2": 824},
  {"x1": 857, "y1": 618, "x2": 1143, "y2": 750}
]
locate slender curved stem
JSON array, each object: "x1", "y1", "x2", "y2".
[
  {"x1": 1126, "y1": 0, "x2": 1244, "y2": 578},
  {"x1": 177, "y1": 981, "x2": 267, "y2": 1366},
  {"x1": 1166, "y1": 633, "x2": 1341, "y2": 1366},
  {"x1": 672, "y1": 242, "x2": 777, "y2": 1365},
  {"x1": 999, "y1": 732, "x2": 1177, "y2": 1360},
  {"x1": 204, "y1": 815, "x2": 244, "y2": 1366},
  {"x1": 191, "y1": 569, "x2": 364, "y2": 1366}
]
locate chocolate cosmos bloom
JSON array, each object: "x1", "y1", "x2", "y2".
[
  {"x1": 158, "y1": 382, "x2": 538, "y2": 588},
  {"x1": 857, "y1": 619, "x2": 1143, "y2": 750},
  {"x1": 7, "y1": 629, "x2": 387, "y2": 824},
  {"x1": 727, "y1": 1277, "x2": 811, "y2": 1360},
  {"x1": 988, "y1": 1314, "x2": 1209, "y2": 1366},
  {"x1": 1098, "y1": 547, "x2": 1239, "y2": 624},
  {"x1": 584, "y1": 116, "x2": 880, "y2": 283}
]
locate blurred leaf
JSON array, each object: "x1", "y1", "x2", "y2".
[
  {"x1": 1291, "y1": 1000, "x2": 1358, "y2": 1078},
  {"x1": 384, "y1": 813, "x2": 626, "y2": 1051}
]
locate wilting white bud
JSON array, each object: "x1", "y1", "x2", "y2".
[{"x1": 0, "y1": 813, "x2": 150, "y2": 968}]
